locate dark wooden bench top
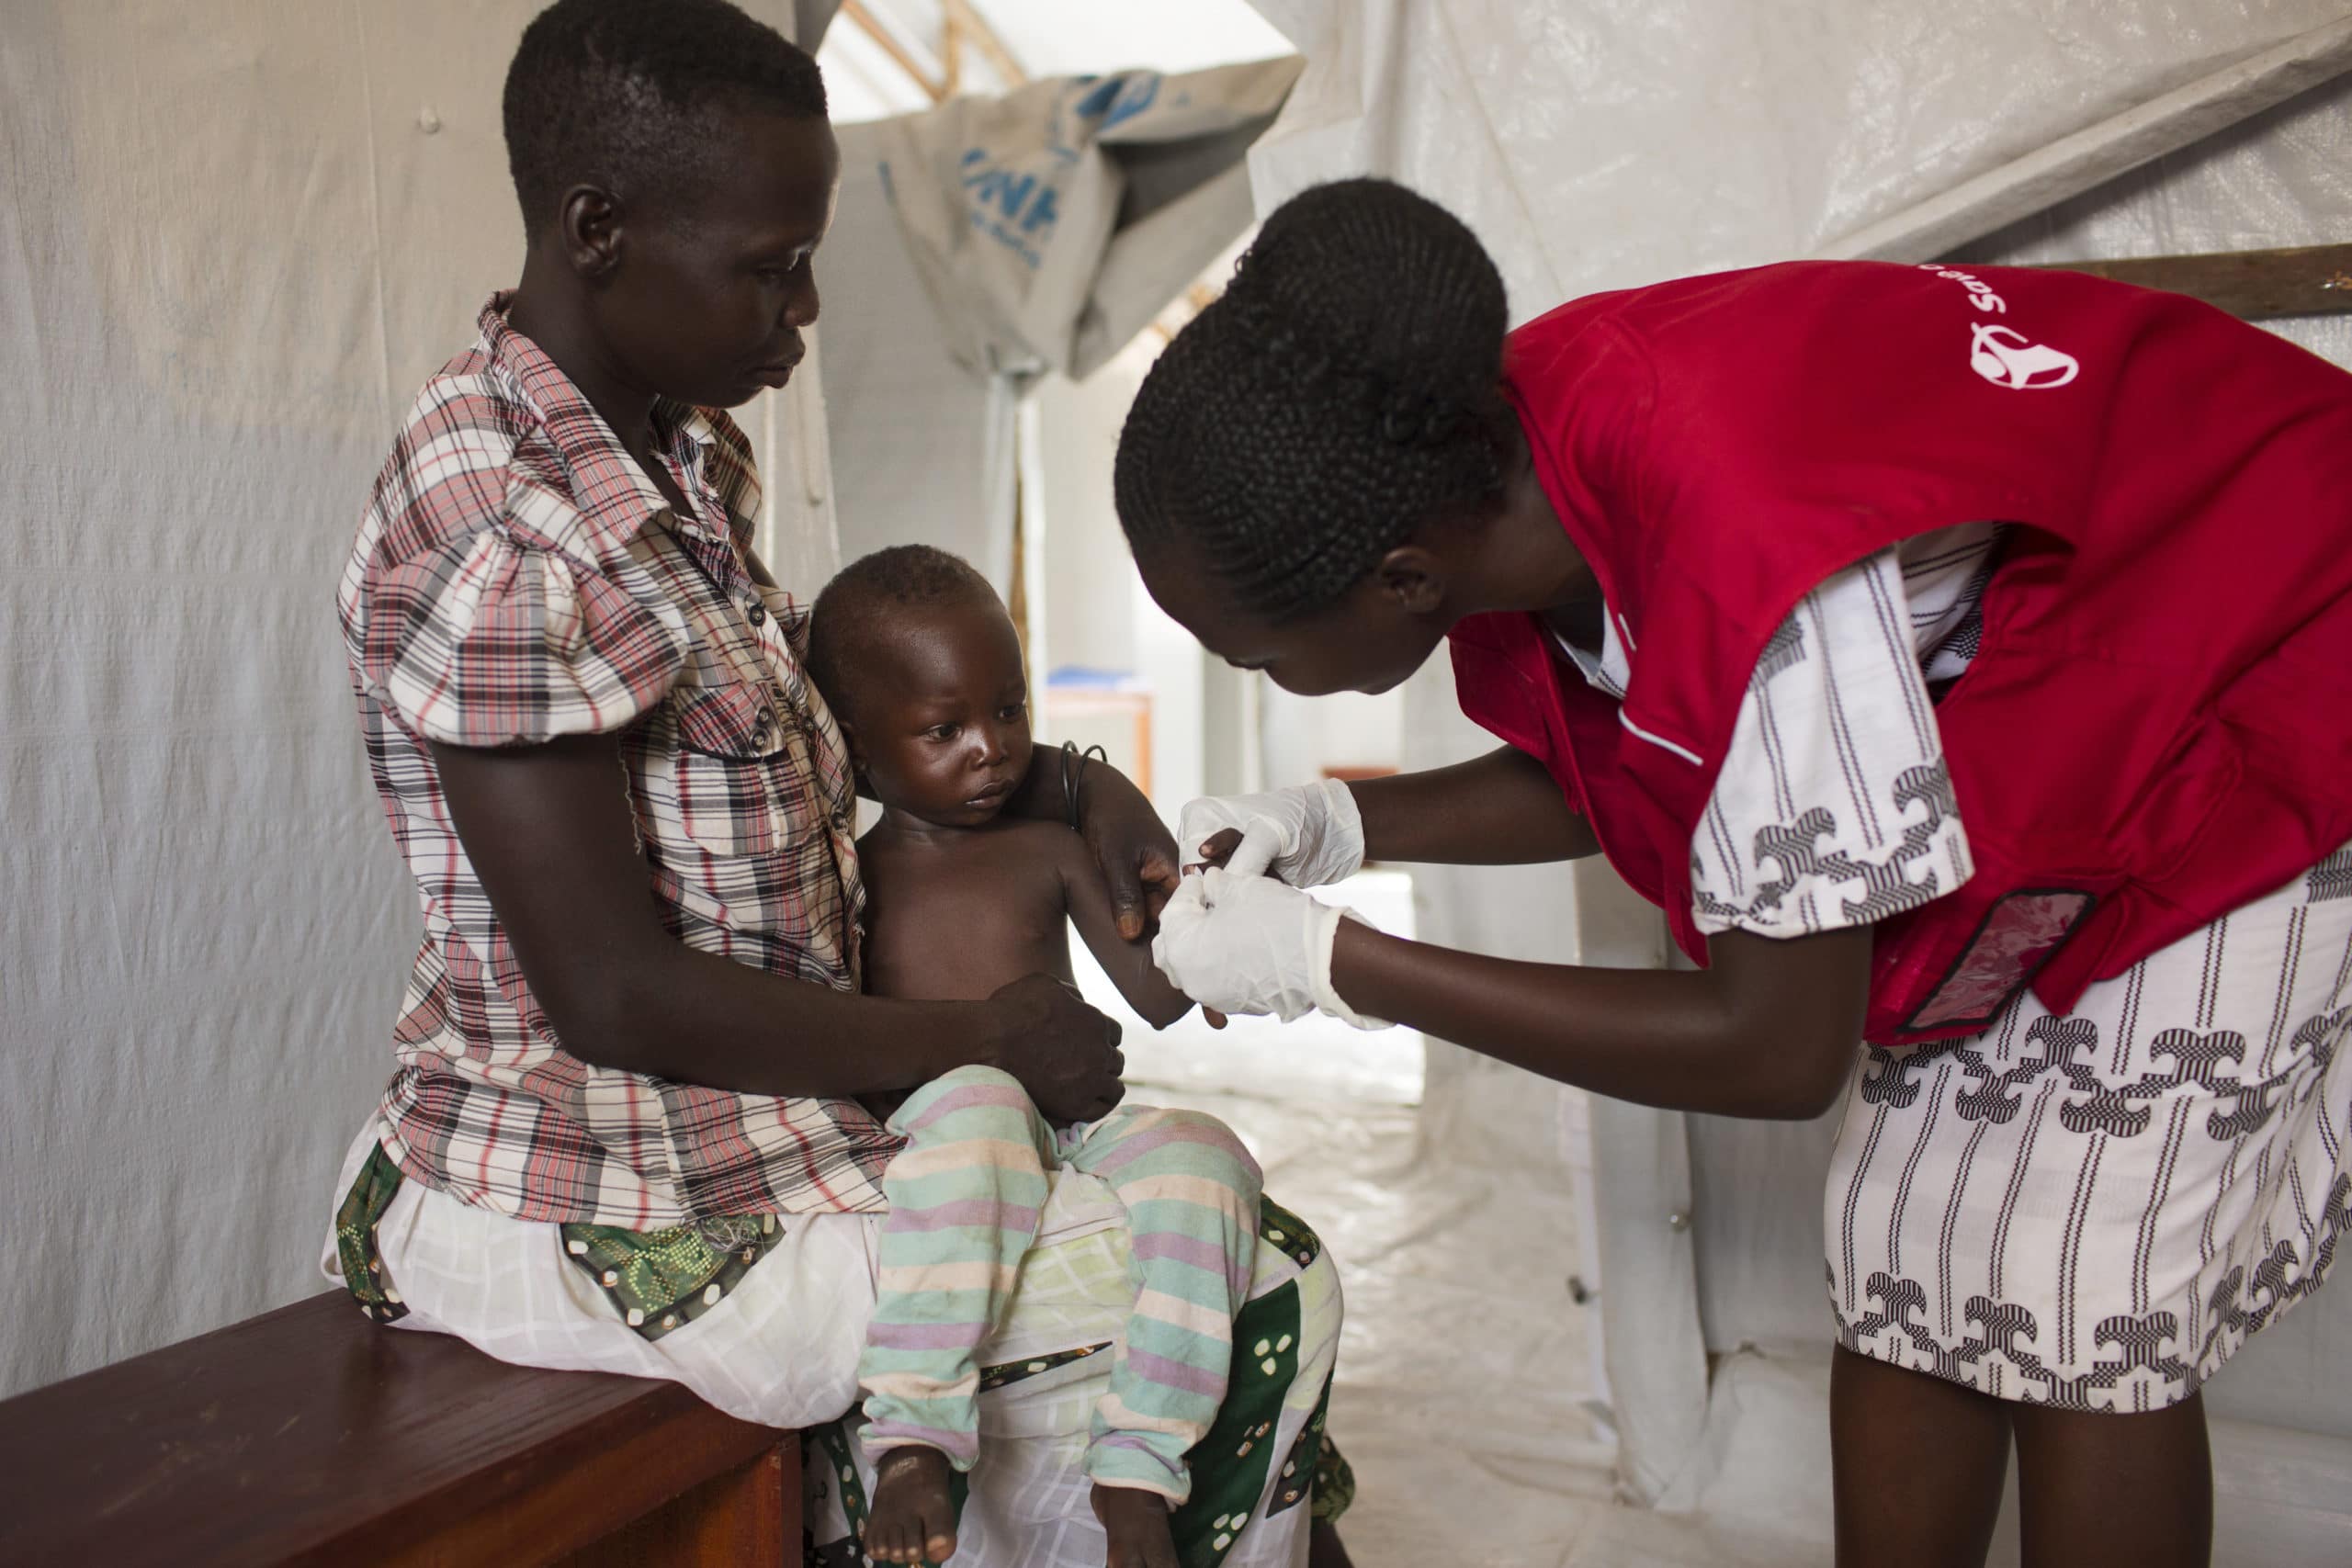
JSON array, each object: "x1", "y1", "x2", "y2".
[{"x1": 0, "y1": 1292, "x2": 799, "y2": 1566}]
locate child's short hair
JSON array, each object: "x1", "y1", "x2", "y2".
[
  {"x1": 808, "y1": 546, "x2": 1004, "y2": 725},
  {"x1": 503, "y1": 0, "x2": 827, "y2": 235}
]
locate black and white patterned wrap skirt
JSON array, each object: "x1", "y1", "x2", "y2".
[{"x1": 1827, "y1": 844, "x2": 2352, "y2": 1410}]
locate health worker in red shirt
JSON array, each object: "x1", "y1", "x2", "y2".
[{"x1": 1126, "y1": 177, "x2": 2352, "y2": 1568}]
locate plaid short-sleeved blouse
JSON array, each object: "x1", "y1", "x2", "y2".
[{"x1": 340, "y1": 296, "x2": 897, "y2": 1226}]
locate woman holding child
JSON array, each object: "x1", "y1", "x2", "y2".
[
  {"x1": 328, "y1": 4, "x2": 1350, "y2": 1565},
  {"x1": 1129, "y1": 177, "x2": 2352, "y2": 1568}
]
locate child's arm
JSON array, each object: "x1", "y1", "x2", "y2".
[{"x1": 1057, "y1": 829, "x2": 1194, "y2": 1030}]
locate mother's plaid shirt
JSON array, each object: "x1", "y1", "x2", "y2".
[{"x1": 340, "y1": 298, "x2": 898, "y2": 1226}]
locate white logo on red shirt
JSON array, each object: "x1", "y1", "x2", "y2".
[
  {"x1": 1919, "y1": 265, "x2": 2081, "y2": 390},
  {"x1": 1969, "y1": 323, "x2": 2081, "y2": 389}
]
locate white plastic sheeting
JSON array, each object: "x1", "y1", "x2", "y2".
[
  {"x1": 1241, "y1": 0, "x2": 2352, "y2": 1540},
  {"x1": 865, "y1": 56, "x2": 1300, "y2": 378},
  {"x1": 820, "y1": 0, "x2": 1293, "y2": 124},
  {"x1": 0, "y1": 0, "x2": 840, "y2": 1398},
  {"x1": 6, "y1": 6, "x2": 2349, "y2": 1561},
  {"x1": 822, "y1": 118, "x2": 1022, "y2": 590}
]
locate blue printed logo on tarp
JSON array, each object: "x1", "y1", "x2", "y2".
[
  {"x1": 959, "y1": 148, "x2": 1057, "y2": 268},
  {"x1": 957, "y1": 73, "x2": 1164, "y2": 271},
  {"x1": 1071, "y1": 71, "x2": 1160, "y2": 131}
]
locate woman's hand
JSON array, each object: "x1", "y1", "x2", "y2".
[
  {"x1": 983, "y1": 974, "x2": 1128, "y2": 1122},
  {"x1": 1080, "y1": 772, "x2": 1183, "y2": 941},
  {"x1": 1151, "y1": 869, "x2": 1387, "y2": 1029},
  {"x1": 1008, "y1": 750, "x2": 1182, "y2": 941},
  {"x1": 1177, "y1": 780, "x2": 1364, "y2": 886}
]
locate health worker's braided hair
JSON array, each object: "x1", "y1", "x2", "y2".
[{"x1": 1114, "y1": 178, "x2": 1511, "y2": 621}]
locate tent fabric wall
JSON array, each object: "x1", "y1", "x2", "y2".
[
  {"x1": 865, "y1": 57, "x2": 1300, "y2": 380},
  {"x1": 822, "y1": 119, "x2": 1019, "y2": 592},
  {"x1": 823, "y1": 60, "x2": 1296, "y2": 604},
  {"x1": 0, "y1": 0, "x2": 836, "y2": 1399},
  {"x1": 1243, "y1": 0, "x2": 2352, "y2": 1504}
]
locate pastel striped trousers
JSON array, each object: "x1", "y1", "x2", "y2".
[{"x1": 857, "y1": 1065, "x2": 1263, "y2": 1502}]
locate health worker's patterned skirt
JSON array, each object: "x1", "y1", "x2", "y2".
[{"x1": 1828, "y1": 845, "x2": 2352, "y2": 1410}]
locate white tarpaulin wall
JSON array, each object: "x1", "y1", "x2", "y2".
[
  {"x1": 1243, "y1": 0, "x2": 2352, "y2": 1529},
  {"x1": 0, "y1": 0, "x2": 841, "y2": 1398},
  {"x1": 822, "y1": 56, "x2": 1298, "y2": 607},
  {"x1": 867, "y1": 56, "x2": 1301, "y2": 380},
  {"x1": 7, "y1": 2, "x2": 2351, "y2": 1553},
  {"x1": 822, "y1": 118, "x2": 1022, "y2": 591}
]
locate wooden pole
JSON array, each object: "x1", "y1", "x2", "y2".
[
  {"x1": 944, "y1": 0, "x2": 1027, "y2": 86},
  {"x1": 1966, "y1": 242, "x2": 2352, "y2": 321},
  {"x1": 840, "y1": 0, "x2": 946, "y2": 104}
]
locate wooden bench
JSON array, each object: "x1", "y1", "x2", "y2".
[{"x1": 0, "y1": 1292, "x2": 802, "y2": 1566}]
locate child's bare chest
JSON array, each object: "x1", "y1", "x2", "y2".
[{"x1": 858, "y1": 830, "x2": 1074, "y2": 1004}]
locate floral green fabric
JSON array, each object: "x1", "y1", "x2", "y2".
[
  {"x1": 558, "y1": 1212, "x2": 788, "y2": 1341},
  {"x1": 333, "y1": 1143, "x2": 411, "y2": 1324}
]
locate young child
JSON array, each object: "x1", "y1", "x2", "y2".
[{"x1": 807, "y1": 545, "x2": 1265, "y2": 1568}]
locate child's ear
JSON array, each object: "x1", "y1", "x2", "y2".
[
  {"x1": 1374, "y1": 545, "x2": 1446, "y2": 616},
  {"x1": 839, "y1": 722, "x2": 875, "y2": 797}
]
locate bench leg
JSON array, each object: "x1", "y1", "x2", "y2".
[{"x1": 558, "y1": 1432, "x2": 800, "y2": 1567}]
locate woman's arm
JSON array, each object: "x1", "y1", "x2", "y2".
[
  {"x1": 1328, "y1": 919, "x2": 1870, "y2": 1119},
  {"x1": 1058, "y1": 829, "x2": 1194, "y2": 1031},
  {"x1": 431, "y1": 734, "x2": 1128, "y2": 1121},
  {"x1": 1348, "y1": 745, "x2": 1599, "y2": 865},
  {"x1": 1005, "y1": 744, "x2": 1182, "y2": 939}
]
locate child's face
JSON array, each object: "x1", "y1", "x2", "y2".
[
  {"x1": 852, "y1": 596, "x2": 1035, "y2": 829},
  {"x1": 589, "y1": 108, "x2": 840, "y2": 410}
]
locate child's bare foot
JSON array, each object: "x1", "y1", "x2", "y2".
[
  {"x1": 1091, "y1": 1482, "x2": 1179, "y2": 1568},
  {"x1": 864, "y1": 1446, "x2": 958, "y2": 1564}
]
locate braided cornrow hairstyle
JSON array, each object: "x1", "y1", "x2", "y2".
[{"x1": 1115, "y1": 178, "x2": 1510, "y2": 622}]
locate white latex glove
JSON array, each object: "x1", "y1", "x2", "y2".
[
  {"x1": 1152, "y1": 868, "x2": 1390, "y2": 1031},
  {"x1": 1176, "y1": 779, "x2": 1365, "y2": 888}
]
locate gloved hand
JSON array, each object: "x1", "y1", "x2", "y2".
[
  {"x1": 1152, "y1": 868, "x2": 1390, "y2": 1031},
  {"x1": 1176, "y1": 779, "x2": 1365, "y2": 887}
]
